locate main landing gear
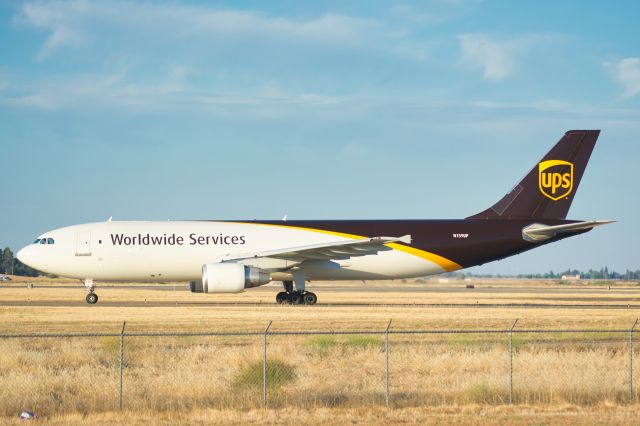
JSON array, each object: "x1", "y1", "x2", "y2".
[
  {"x1": 276, "y1": 276, "x2": 317, "y2": 305},
  {"x1": 83, "y1": 279, "x2": 99, "y2": 304},
  {"x1": 276, "y1": 290, "x2": 317, "y2": 305}
]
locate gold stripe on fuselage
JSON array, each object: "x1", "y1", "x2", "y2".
[{"x1": 233, "y1": 222, "x2": 462, "y2": 272}]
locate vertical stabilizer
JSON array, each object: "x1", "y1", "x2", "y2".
[{"x1": 468, "y1": 130, "x2": 599, "y2": 220}]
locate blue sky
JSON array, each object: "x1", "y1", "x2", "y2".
[{"x1": 1, "y1": 0, "x2": 639, "y2": 274}]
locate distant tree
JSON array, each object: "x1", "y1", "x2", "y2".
[
  {"x1": 1, "y1": 247, "x2": 13, "y2": 275},
  {"x1": 470, "y1": 267, "x2": 639, "y2": 281}
]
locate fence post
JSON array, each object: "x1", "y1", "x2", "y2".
[
  {"x1": 119, "y1": 321, "x2": 126, "y2": 411},
  {"x1": 385, "y1": 319, "x2": 392, "y2": 406},
  {"x1": 509, "y1": 319, "x2": 518, "y2": 405},
  {"x1": 263, "y1": 320, "x2": 272, "y2": 408},
  {"x1": 629, "y1": 319, "x2": 638, "y2": 402}
]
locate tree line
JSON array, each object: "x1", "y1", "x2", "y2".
[
  {"x1": 452, "y1": 267, "x2": 640, "y2": 281},
  {"x1": 515, "y1": 267, "x2": 640, "y2": 280}
]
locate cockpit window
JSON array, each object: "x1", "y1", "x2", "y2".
[{"x1": 34, "y1": 237, "x2": 55, "y2": 244}]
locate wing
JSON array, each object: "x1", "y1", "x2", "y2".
[
  {"x1": 220, "y1": 235, "x2": 412, "y2": 267},
  {"x1": 522, "y1": 220, "x2": 615, "y2": 242}
]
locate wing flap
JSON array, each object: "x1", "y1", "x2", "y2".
[{"x1": 222, "y1": 235, "x2": 412, "y2": 264}]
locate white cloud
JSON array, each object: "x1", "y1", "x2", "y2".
[
  {"x1": 19, "y1": 1, "x2": 91, "y2": 58},
  {"x1": 0, "y1": 70, "x2": 346, "y2": 114},
  {"x1": 458, "y1": 33, "x2": 551, "y2": 80},
  {"x1": 6, "y1": 1, "x2": 430, "y2": 113},
  {"x1": 15, "y1": 1, "x2": 422, "y2": 59},
  {"x1": 6, "y1": 93, "x2": 56, "y2": 109},
  {"x1": 390, "y1": 1, "x2": 482, "y2": 25},
  {"x1": 390, "y1": 4, "x2": 437, "y2": 24},
  {"x1": 472, "y1": 99, "x2": 569, "y2": 111},
  {"x1": 605, "y1": 58, "x2": 640, "y2": 98}
]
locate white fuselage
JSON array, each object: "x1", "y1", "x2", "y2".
[{"x1": 17, "y1": 221, "x2": 448, "y2": 283}]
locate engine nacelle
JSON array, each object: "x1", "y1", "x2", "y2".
[{"x1": 190, "y1": 263, "x2": 271, "y2": 293}]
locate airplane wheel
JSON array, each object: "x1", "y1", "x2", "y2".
[
  {"x1": 303, "y1": 292, "x2": 317, "y2": 305},
  {"x1": 289, "y1": 292, "x2": 302, "y2": 305},
  {"x1": 276, "y1": 292, "x2": 288, "y2": 304},
  {"x1": 86, "y1": 293, "x2": 98, "y2": 304}
]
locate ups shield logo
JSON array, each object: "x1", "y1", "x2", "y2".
[{"x1": 539, "y1": 160, "x2": 573, "y2": 200}]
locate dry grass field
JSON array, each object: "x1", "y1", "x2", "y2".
[
  {"x1": 1, "y1": 277, "x2": 640, "y2": 424},
  {"x1": 2, "y1": 405, "x2": 640, "y2": 425}
]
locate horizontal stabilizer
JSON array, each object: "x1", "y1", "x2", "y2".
[{"x1": 522, "y1": 220, "x2": 615, "y2": 243}]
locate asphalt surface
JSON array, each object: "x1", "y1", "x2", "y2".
[
  {"x1": 2, "y1": 283, "x2": 639, "y2": 309},
  {"x1": 2, "y1": 300, "x2": 639, "y2": 309}
]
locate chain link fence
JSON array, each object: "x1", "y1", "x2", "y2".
[{"x1": 0, "y1": 319, "x2": 638, "y2": 415}]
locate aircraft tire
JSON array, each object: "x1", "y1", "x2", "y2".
[
  {"x1": 275, "y1": 292, "x2": 288, "y2": 304},
  {"x1": 289, "y1": 292, "x2": 302, "y2": 305},
  {"x1": 303, "y1": 292, "x2": 317, "y2": 305},
  {"x1": 86, "y1": 293, "x2": 98, "y2": 304}
]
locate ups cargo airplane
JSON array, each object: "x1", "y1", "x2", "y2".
[{"x1": 17, "y1": 130, "x2": 613, "y2": 305}]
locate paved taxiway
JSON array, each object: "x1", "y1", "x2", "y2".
[
  {"x1": 3, "y1": 301, "x2": 639, "y2": 309},
  {"x1": 2, "y1": 283, "x2": 639, "y2": 309}
]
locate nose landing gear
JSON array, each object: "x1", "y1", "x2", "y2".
[
  {"x1": 86, "y1": 292, "x2": 99, "y2": 304},
  {"x1": 83, "y1": 279, "x2": 99, "y2": 304}
]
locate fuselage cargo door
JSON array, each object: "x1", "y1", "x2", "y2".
[{"x1": 76, "y1": 231, "x2": 92, "y2": 256}]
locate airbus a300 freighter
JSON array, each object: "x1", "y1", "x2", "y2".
[{"x1": 17, "y1": 130, "x2": 612, "y2": 304}]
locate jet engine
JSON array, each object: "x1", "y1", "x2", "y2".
[{"x1": 189, "y1": 263, "x2": 271, "y2": 293}]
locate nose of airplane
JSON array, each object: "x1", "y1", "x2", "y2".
[{"x1": 16, "y1": 246, "x2": 29, "y2": 265}]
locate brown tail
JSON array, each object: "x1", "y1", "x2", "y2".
[{"x1": 468, "y1": 130, "x2": 600, "y2": 220}]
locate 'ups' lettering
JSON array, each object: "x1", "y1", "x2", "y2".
[
  {"x1": 540, "y1": 172, "x2": 571, "y2": 194},
  {"x1": 538, "y1": 160, "x2": 574, "y2": 201}
]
